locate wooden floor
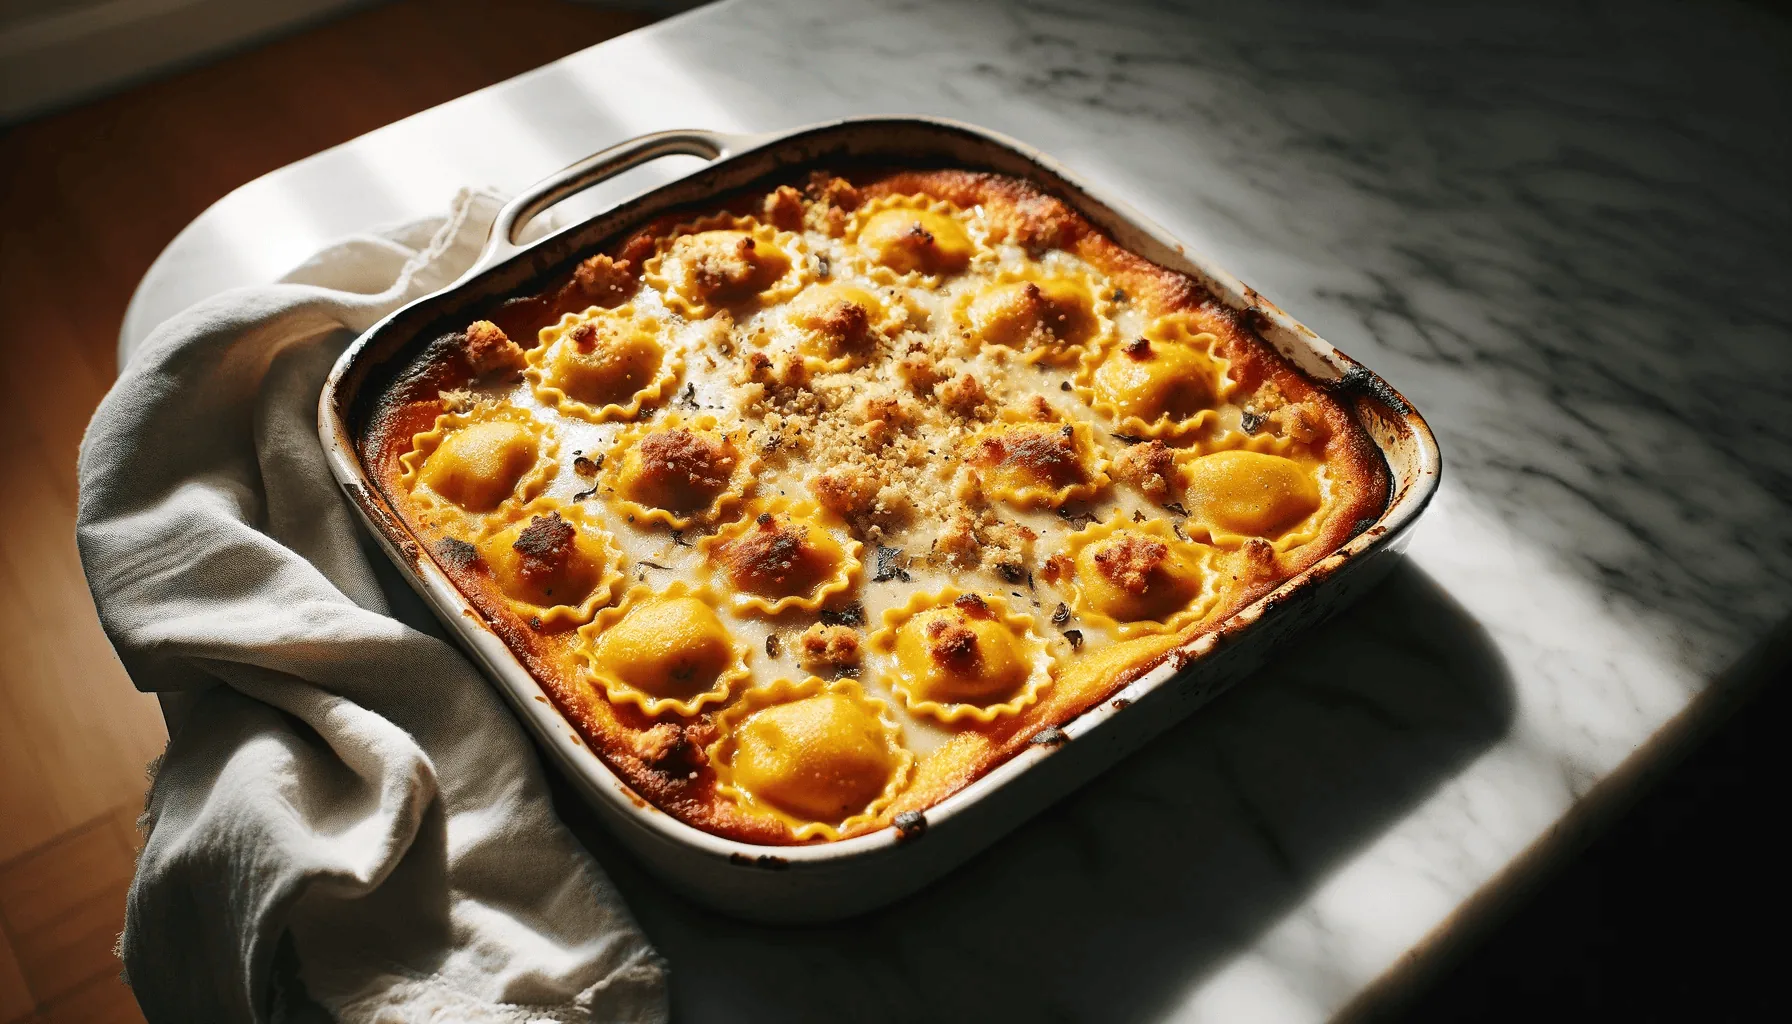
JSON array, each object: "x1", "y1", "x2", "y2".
[{"x1": 0, "y1": 2, "x2": 651, "y2": 1019}]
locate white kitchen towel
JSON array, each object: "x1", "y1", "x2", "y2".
[{"x1": 76, "y1": 188, "x2": 669, "y2": 1024}]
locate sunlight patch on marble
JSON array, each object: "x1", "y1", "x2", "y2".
[{"x1": 1180, "y1": 476, "x2": 1706, "y2": 1021}]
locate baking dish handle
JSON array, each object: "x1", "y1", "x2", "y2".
[{"x1": 467, "y1": 128, "x2": 758, "y2": 279}]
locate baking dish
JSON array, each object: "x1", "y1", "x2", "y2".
[{"x1": 319, "y1": 116, "x2": 1440, "y2": 922}]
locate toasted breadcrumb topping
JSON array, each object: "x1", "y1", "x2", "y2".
[
  {"x1": 1231, "y1": 537, "x2": 1278, "y2": 582},
  {"x1": 1244, "y1": 380, "x2": 1327, "y2": 444},
  {"x1": 811, "y1": 466, "x2": 880, "y2": 517},
  {"x1": 722, "y1": 514, "x2": 812, "y2": 590},
  {"x1": 763, "y1": 185, "x2": 806, "y2": 231},
  {"x1": 639, "y1": 429, "x2": 734, "y2": 493},
  {"x1": 797, "y1": 623, "x2": 861, "y2": 670},
  {"x1": 438, "y1": 388, "x2": 480, "y2": 414},
  {"x1": 569, "y1": 254, "x2": 635, "y2": 307},
  {"x1": 938, "y1": 372, "x2": 993, "y2": 419},
  {"x1": 972, "y1": 426, "x2": 1083, "y2": 486},
  {"x1": 633, "y1": 721, "x2": 711, "y2": 771},
  {"x1": 993, "y1": 191, "x2": 1074, "y2": 254},
  {"x1": 897, "y1": 351, "x2": 943, "y2": 393},
  {"x1": 803, "y1": 173, "x2": 860, "y2": 236},
  {"x1": 923, "y1": 615, "x2": 979, "y2": 669},
  {"x1": 512, "y1": 512, "x2": 576, "y2": 583},
  {"x1": 1112, "y1": 440, "x2": 1175, "y2": 499},
  {"x1": 686, "y1": 234, "x2": 761, "y2": 295},
  {"x1": 1017, "y1": 394, "x2": 1055, "y2": 422},
  {"x1": 463, "y1": 320, "x2": 525, "y2": 376},
  {"x1": 809, "y1": 298, "x2": 873, "y2": 347},
  {"x1": 1092, "y1": 535, "x2": 1169, "y2": 594}
]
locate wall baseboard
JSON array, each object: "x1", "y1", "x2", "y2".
[{"x1": 0, "y1": 0, "x2": 371, "y2": 123}]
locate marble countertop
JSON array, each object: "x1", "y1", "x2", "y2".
[{"x1": 122, "y1": 0, "x2": 1792, "y2": 1019}]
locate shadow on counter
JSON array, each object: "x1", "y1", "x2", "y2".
[
  {"x1": 555, "y1": 559, "x2": 1514, "y2": 1023},
  {"x1": 1359, "y1": 613, "x2": 1792, "y2": 1022}
]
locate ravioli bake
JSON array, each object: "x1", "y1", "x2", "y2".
[{"x1": 362, "y1": 168, "x2": 1389, "y2": 845}]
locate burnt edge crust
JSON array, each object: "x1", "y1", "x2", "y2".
[{"x1": 357, "y1": 166, "x2": 1393, "y2": 846}]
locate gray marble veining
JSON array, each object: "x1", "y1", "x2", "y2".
[
  {"x1": 656, "y1": 0, "x2": 1792, "y2": 664},
  {"x1": 126, "y1": 0, "x2": 1792, "y2": 1019}
]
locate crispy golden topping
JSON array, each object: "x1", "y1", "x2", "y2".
[
  {"x1": 897, "y1": 221, "x2": 934, "y2": 252},
  {"x1": 809, "y1": 297, "x2": 873, "y2": 347},
  {"x1": 859, "y1": 394, "x2": 913, "y2": 428},
  {"x1": 1112, "y1": 440, "x2": 1176, "y2": 499},
  {"x1": 897, "y1": 350, "x2": 943, "y2": 393},
  {"x1": 763, "y1": 185, "x2": 806, "y2": 231},
  {"x1": 995, "y1": 191, "x2": 1074, "y2": 253},
  {"x1": 567, "y1": 322, "x2": 598, "y2": 349},
  {"x1": 1233, "y1": 537, "x2": 1278, "y2": 582},
  {"x1": 922, "y1": 615, "x2": 980, "y2": 670},
  {"x1": 1092, "y1": 535, "x2": 1170, "y2": 595},
  {"x1": 741, "y1": 348, "x2": 810, "y2": 391},
  {"x1": 952, "y1": 592, "x2": 993, "y2": 618},
  {"x1": 438, "y1": 388, "x2": 479, "y2": 414},
  {"x1": 692, "y1": 235, "x2": 763, "y2": 295},
  {"x1": 811, "y1": 465, "x2": 880, "y2": 517},
  {"x1": 815, "y1": 206, "x2": 849, "y2": 237},
  {"x1": 463, "y1": 320, "x2": 525, "y2": 376},
  {"x1": 806, "y1": 172, "x2": 861, "y2": 211},
  {"x1": 570, "y1": 254, "x2": 635, "y2": 306},
  {"x1": 856, "y1": 394, "x2": 912, "y2": 448},
  {"x1": 935, "y1": 509, "x2": 1037, "y2": 571},
  {"x1": 1244, "y1": 381, "x2": 1327, "y2": 444},
  {"x1": 512, "y1": 512, "x2": 576, "y2": 584},
  {"x1": 1247, "y1": 380, "x2": 1288, "y2": 414},
  {"x1": 972, "y1": 426, "x2": 1084, "y2": 487},
  {"x1": 804, "y1": 172, "x2": 861, "y2": 234},
  {"x1": 1018, "y1": 394, "x2": 1056, "y2": 422},
  {"x1": 633, "y1": 721, "x2": 712, "y2": 771},
  {"x1": 376, "y1": 164, "x2": 1391, "y2": 850},
  {"x1": 638, "y1": 429, "x2": 734, "y2": 496},
  {"x1": 797, "y1": 623, "x2": 862, "y2": 670},
  {"x1": 990, "y1": 282, "x2": 1064, "y2": 346},
  {"x1": 984, "y1": 518, "x2": 1037, "y2": 551},
  {"x1": 937, "y1": 512, "x2": 980, "y2": 568},
  {"x1": 938, "y1": 372, "x2": 991, "y2": 418},
  {"x1": 723, "y1": 514, "x2": 814, "y2": 592}
]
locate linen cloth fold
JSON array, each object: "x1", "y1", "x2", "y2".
[{"x1": 76, "y1": 189, "x2": 669, "y2": 1024}]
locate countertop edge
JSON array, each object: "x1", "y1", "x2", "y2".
[{"x1": 1335, "y1": 621, "x2": 1792, "y2": 1022}]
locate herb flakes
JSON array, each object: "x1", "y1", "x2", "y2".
[
  {"x1": 819, "y1": 602, "x2": 866, "y2": 627},
  {"x1": 1057, "y1": 507, "x2": 1099, "y2": 529},
  {"x1": 872, "y1": 546, "x2": 912, "y2": 583}
]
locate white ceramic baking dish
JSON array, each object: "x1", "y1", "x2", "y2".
[{"x1": 318, "y1": 116, "x2": 1441, "y2": 923}]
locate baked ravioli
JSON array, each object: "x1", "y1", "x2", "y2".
[{"x1": 362, "y1": 167, "x2": 1388, "y2": 844}]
